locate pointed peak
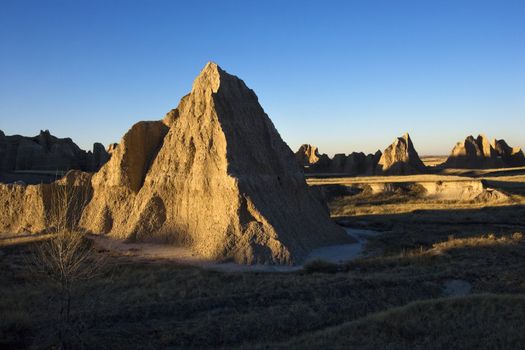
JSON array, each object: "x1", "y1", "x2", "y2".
[
  {"x1": 465, "y1": 135, "x2": 476, "y2": 143},
  {"x1": 394, "y1": 132, "x2": 412, "y2": 146},
  {"x1": 192, "y1": 61, "x2": 227, "y2": 93},
  {"x1": 477, "y1": 134, "x2": 490, "y2": 142},
  {"x1": 200, "y1": 61, "x2": 222, "y2": 76},
  {"x1": 203, "y1": 61, "x2": 220, "y2": 70}
]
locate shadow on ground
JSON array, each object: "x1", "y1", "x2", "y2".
[{"x1": 336, "y1": 204, "x2": 525, "y2": 253}]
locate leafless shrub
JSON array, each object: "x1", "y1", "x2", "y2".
[{"x1": 29, "y1": 181, "x2": 104, "y2": 348}]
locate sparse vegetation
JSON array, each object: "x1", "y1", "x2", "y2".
[
  {"x1": 2, "y1": 226, "x2": 525, "y2": 348},
  {"x1": 1, "y1": 171, "x2": 525, "y2": 349},
  {"x1": 26, "y1": 183, "x2": 105, "y2": 349},
  {"x1": 278, "y1": 294, "x2": 525, "y2": 349}
]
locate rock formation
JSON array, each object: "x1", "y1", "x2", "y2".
[
  {"x1": 76, "y1": 62, "x2": 349, "y2": 264},
  {"x1": 295, "y1": 134, "x2": 427, "y2": 177},
  {"x1": 0, "y1": 129, "x2": 110, "y2": 175},
  {"x1": 0, "y1": 170, "x2": 93, "y2": 234},
  {"x1": 444, "y1": 135, "x2": 525, "y2": 169},
  {"x1": 295, "y1": 144, "x2": 381, "y2": 176},
  {"x1": 106, "y1": 143, "x2": 119, "y2": 154},
  {"x1": 326, "y1": 151, "x2": 380, "y2": 175},
  {"x1": 376, "y1": 133, "x2": 426, "y2": 175},
  {"x1": 295, "y1": 144, "x2": 328, "y2": 167},
  {"x1": 492, "y1": 139, "x2": 525, "y2": 167}
]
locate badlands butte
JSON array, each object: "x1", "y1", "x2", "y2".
[{"x1": 1, "y1": 62, "x2": 525, "y2": 266}]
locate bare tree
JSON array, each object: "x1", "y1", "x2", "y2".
[{"x1": 29, "y1": 180, "x2": 104, "y2": 348}]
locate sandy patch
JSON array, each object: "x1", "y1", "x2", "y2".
[{"x1": 90, "y1": 227, "x2": 380, "y2": 272}]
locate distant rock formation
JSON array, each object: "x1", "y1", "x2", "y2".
[
  {"x1": 444, "y1": 134, "x2": 525, "y2": 169},
  {"x1": 294, "y1": 144, "x2": 331, "y2": 170},
  {"x1": 295, "y1": 134, "x2": 427, "y2": 177},
  {"x1": 295, "y1": 144, "x2": 323, "y2": 166},
  {"x1": 74, "y1": 62, "x2": 348, "y2": 265},
  {"x1": 295, "y1": 145, "x2": 381, "y2": 176},
  {"x1": 492, "y1": 139, "x2": 525, "y2": 167},
  {"x1": 376, "y1": 133, "x2": 426, "y2": 175},
  {"x1": 0, "y1": 129, "x2": 110, "y2": 174},
  {"x1": 328, "y1": 151, "x2": 382, "y2": 175}
]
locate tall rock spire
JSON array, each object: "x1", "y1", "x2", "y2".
[{"x1": 80, "y1": 62, "x2": 349, "y2": 264}]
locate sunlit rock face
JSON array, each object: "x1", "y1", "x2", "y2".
[
  {"x1": 79, "y1": 62, "x2": 349, "y2": 265},
  {"x1": 444, "y1": 134, "x2": 525, "y2": 169},
  {"x1": 295, "y1": 144, "x2": 325, "y2": 167},
  {"x1": 376, "y1": 133, "x2": 426, "y2": 175}
]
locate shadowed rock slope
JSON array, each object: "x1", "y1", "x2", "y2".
[
  {"x1": 295, "y1": 144, "x2": 381, "y2": 176},
  {"x1": 444, "y1": 134, "x2": 525, "y2": 169},
  {"x1": 377, "y1": 133, "x2": 426, "y2": 175},
  {"x1": 295, "y1": 144, "x2": 330, "y2": 167},
  {"x1": 0, "y1": 129, "x2": 109, "y2": 181},
  {"x1": 295, "y1": 134, "x2": 427, "y2": 176},
  {"x1": 78, "y1": 62, "x2": 348, "y2": 264}
]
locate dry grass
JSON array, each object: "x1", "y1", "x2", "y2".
[
  {"x1": 315, "y1": 172, "x2": 525, "y2": 218},
  {"x1": 277, "y1": 294, "x2": 525, "y2": 349},
  {"x1": 1, "y1": 169, "x2": 525, "y2": 348},
  {"x1": 2, "y1": 227, "x2": 525, "y2": 348},
  {"x1": 0, "y1": 242, "x2": 444, "y2": 349},
  {"x1": 431, "y1": 232, "x2": 523, "y2": 251}
]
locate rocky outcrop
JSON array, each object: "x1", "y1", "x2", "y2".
[
  {"x1": 296, "y1": 134, "x2": 427, "y2": 177},
  {"x1": 0, "y1": 130, "x2": 110, "y2": 175},
  {"x1": 0, "y1": 170, "x2": 93, "y2": 235},
  {"x1": 326, "y1": 151, "x2": 381, "y2": 175},
  {"x1": 106, "y1": 143, "x2": 119, "y2": 154},
  {"x1": 77, "y1": 62, "x2": 349, "y2": 264},
  {"x1": 376, "y1": 133, "x2": 426, "y2": 175},
  {"x1": 492, "y1": 139, "x2": 525, "y2": 167},
  {"x1": 295, "y1": 144, "x2": 326, "y2": 167},
  {"x1": 444, "y1": 135, "x2": 525, "y2": 169},
  {"x1": 295, "y1": 144, "x2": 381, "y2": 176}
]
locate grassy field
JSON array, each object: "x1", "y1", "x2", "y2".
[
  {"x1": 2, "y1": 230, "x2": 525, "y2": 349},
  {"x1": 278, "y1": 294, "x2": 525, "y2": 349},
  {"x1": 2, "y1": 168, "x2": 525, "y2": 349}
]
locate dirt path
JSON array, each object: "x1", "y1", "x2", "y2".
[{"x1": 90, "y1": 227, "x2": 380, "y2": 272}]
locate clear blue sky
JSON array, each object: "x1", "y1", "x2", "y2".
[{"x1": 1, "y1": 0, "x2": 524, "y2": 156}]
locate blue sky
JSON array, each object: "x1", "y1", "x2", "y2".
[{"x1": 1, "y1": 0, "x2": 524, "y2": 156}]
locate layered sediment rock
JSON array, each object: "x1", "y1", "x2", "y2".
[
  {"x1": 444, "y1": 135, "x2": 525, "y2": 169},
  {"x1": 295, "y1": 134, "x2": 427, "y2": 177},
  {"x1": 376, "y1": 133, "x2": 426, "y2": 175},
  {"x1": 0, "y1": 129, "x2": 110, "y2": 174},
  {"x1": 295, "y1": 144, "x2": 381, "y2": 176},
  {"x1": 295, "y1": 144, "x2": 327, "y2": 167},
  {"x1": 0, "y1": 170, "x2": 92, "y2": 235},
  {"x1": 492, "y1": 139, "x2": 525, "y2": 167},
  {"x1": 77, "y1": 62, "x2": 349, "y2": 264}
]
